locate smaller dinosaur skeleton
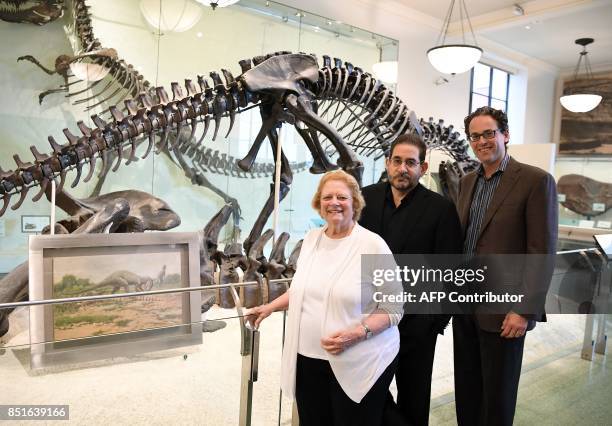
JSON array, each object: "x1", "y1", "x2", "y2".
[
  {"x1": 17, "y1": 47, "x2": 119, "y2": 104},
  {"x1": 0, "y1": 0, "x2": 63, "y2": 26}
]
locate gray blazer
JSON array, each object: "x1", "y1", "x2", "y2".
[{"x1": 456, "y1": 157, "x2": 558, "y2": 331}]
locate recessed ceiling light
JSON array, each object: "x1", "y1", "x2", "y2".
[
  {"x1": 197, "y1": 31, "x2": 203, "y2": 37},
  {"x1": 524, "y1": 25, "x2": 531, "y2": 30}
]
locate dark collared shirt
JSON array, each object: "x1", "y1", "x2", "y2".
[
  {"x1": 464, "y1": 154, "x2": 510, "y2": 254},
  {"x1": 381, "y1": 183, "x2": 420, "y2": 245}
]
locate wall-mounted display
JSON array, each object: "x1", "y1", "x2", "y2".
[
  {"x1": 28, "y1": 232, "x2": 202, "y2": 368},
  {"x1": 557, "y1": 174, "x2": 612, "y2": 217},
  {"x1": 21, "y1": 215, "x2": 50, "y2": 233}
]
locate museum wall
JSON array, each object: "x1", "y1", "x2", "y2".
[{"x1": 553, "y1": 67, "x2": 612, "y2": 228}]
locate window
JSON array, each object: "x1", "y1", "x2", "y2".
[{"x1": 469, "y1": 63, "x2": 509, "y2": 113}]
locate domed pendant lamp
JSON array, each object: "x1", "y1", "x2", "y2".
[
  {"x1": 427, "y1": 0, "x2": 482, "y2": 75},
  {"x1": 559, "y1": 38, "x2": 603, "y2": 113}
]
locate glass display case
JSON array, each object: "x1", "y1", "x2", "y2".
[
  {"x1": 0, "y1": 0, "x2": 398, "y2": 274},
  {"x1": 555, "y1": 157, "x2": 612, "y2": 230}
]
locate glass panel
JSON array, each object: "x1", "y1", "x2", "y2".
[
  {"x1": 490, "y1": 98, "x2": 507, "y2": 112},
  {"x1": 470, "y1": 93, "x2": 489, "y2": 112},
  {"x1": 0, "y1": 307, "x2": 243, "y2": 424},
  {"x1": 0, "y1": 0, "x2": 398, "y2": 280},
  {"x1": 0, "y1": 289, "x2": 297, "y2": 424},
  {"x1": 472, "y1": 62, "x2": 490, "y2": 96},
  {"x1": 491, "y1": 68, "x2": 508, "y2": 101},
  {"x1": 555, "y1": 157, "x2": 612, "y2": 228}
]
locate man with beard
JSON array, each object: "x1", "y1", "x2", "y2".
[{"x1": 359, "y1": 133, "x2": 463, "y2": 425}]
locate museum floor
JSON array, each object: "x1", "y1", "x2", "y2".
[
  {"x1": 1, "y1": 309, "x2": 610, "y2": 425},
  {"x1": 429, "y1": 327, "x2": 612, "y2": 425}
]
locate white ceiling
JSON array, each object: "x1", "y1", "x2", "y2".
[
  {"x1": 394, "y1": 0, "x2": 612, "y2": 70},
  {"x1": 399, "y1": 0, "x2": 521, "y2": 22},
  {"x1": 482, "y1": 4, "x2": 612, "y2": 69}
]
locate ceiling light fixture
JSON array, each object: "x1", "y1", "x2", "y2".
[
  {"x1": 372, "y1": 45, "x2": 398, "y2": 84},
  {"x1": 69, "y1": 63, "x2": 110, "y2": 82},
  {"x1": 427, "y1": 0, "x2": 482, "y2": 75},
  {"x1": 372, "y1": 61, "x2": 398, "y2": 84},
  {"x1": 195, "y1": 0, "x2": 240, "y2": 10},
  {"x1": 140, "y1": 0, "x2": 202, "y2": 33},
  {"x1": 560, "y1": 38, "x2": 603, "y2": 113}
]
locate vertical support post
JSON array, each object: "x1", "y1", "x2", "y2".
[
  {"x1": 272, "y1": 126, "x2": 283, "y2": 241},
  {"x1": 239, "y1": 327, "x2": 260, "y2": 426},
  {"x1": 594, "y1": 260, "x2": 610, "y2": 355},
  {"x1": 230, "y1": 285, "x2": 260, "y2": 426},
  {"x1": 273, "y1": 125, "x2": 286, "y2": 425},
  {"x1": 581, "y1": 313, "x2": 595, "y2": 361},
  {"x1": 50, "y1": 179, "x2": 56, "y2": 235},
  {"x1": 594, "y1": 315, "x2": 607, "y2": 355}
]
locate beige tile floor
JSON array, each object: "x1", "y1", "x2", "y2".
[{"x1": 0, "y1": 309, "x2": 610, "y2": 425}]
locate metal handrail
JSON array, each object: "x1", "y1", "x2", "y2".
[
  {"x1": 556, "y1": 248, "x2": 599, "y2": 255},
  {"x1": 0, "y1": 277, "x2": 293, "y2": 310}
]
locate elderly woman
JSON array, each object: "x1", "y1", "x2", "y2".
[{"x1": 247, "y1": 170, "x2": 403, "y2": 426}]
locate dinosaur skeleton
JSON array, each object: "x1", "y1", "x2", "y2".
[{"x1": 3, "y1": 0, "x2": 478, "y2": 251}]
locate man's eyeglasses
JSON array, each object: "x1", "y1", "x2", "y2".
[
  {"x1": 469, "y1": 129, "x2": 500, "y2": 142},
  {"x1": 390, "y1": 157, "x2": 421, "y2": 169}
]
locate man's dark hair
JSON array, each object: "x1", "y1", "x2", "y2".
[
  {"x1": 389, "y1": 133, "x2": 427, "y2": 162},
  {"x1": 464, "y1": 106, "x2": 509, "y2": 137}
]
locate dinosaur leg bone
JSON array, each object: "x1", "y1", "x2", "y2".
[{"x1": 285, "y1": 93, "x2": 363, "y2": 184}]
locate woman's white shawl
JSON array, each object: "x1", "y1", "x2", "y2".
[{"x1": 280, "y1": 224, "x2": 403, "y2": 403}]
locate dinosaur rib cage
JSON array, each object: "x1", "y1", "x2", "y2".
[
  {"x1": 311, "y1": 56, "x2": 476, "y2": 168},
  {"x1": 310, "y1": 56, "x2": 418, "y2": 159}
]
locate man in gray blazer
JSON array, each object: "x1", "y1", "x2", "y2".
[{"x1": 454, "y1": 107, "x2": 558, "y2": 426}]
